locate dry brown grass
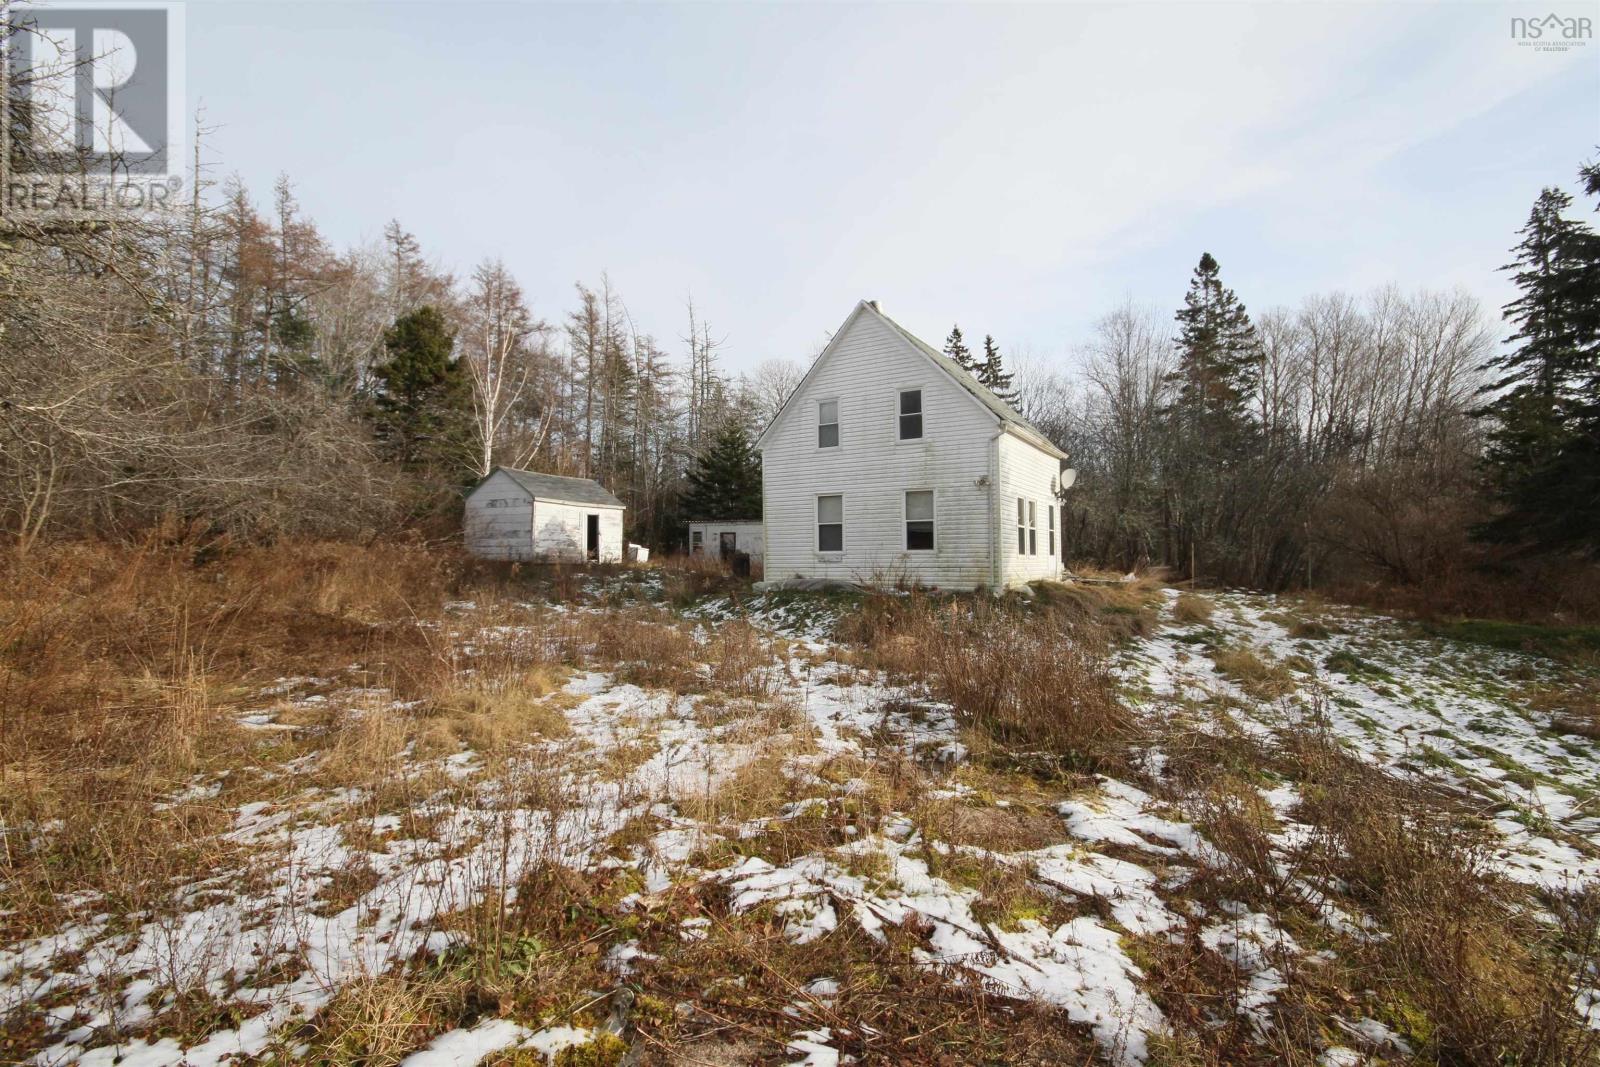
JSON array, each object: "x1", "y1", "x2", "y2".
[
  {"x1": 0, "y1": 537, "x2": 571, "y2": 943},
  {"x1": 301, "y1": 971, "x2": 466, "y2": 1067},
  {"x1": 1210, "y1": 646, "x2": 1298, "y2": 701},
  {"x1": 1030, "y1": 574, "x2": 1167, "y2": 641},
  {"x1": 1520, "y1": 676, "x2": 1600, "y2": 740},
  {"x1": 628, "y1": 874, "x2": 1103, "y2": 1065},
  {"x1": 1173, "y1": 592, "x2": 1215, "y2": 625},
  {"x1": 1141, "y1": 717, "x2": 1600, "y2": 1067},
  {"x1": 11, "y1": 536, "x2": 1598, "y2": 1067},
  {"x1": 656, "y1": 552, "x2": 751, "y2": 608},
  {"x1": 850, "y1": 594, "x2": 1136, "y2": 777},
  {"x1": 588, "y1": 611, "x2": 703, "y2": 691},
  {"x1": 1299, "y1": 755, "x2": 1596, "y2": 1065},
  {"x1": 421, "y1": 669, "x2": 573, "y2": 754}
]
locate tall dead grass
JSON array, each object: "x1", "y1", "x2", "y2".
[
  {"x1": 1153, "y1": 717, "x2": 1600, "y2": 1066},
  {"x1": 848, "y1": 594, "x2": 1136, "y2": 775},
  {"x1": 0, "y1": 536, "x2": 455, "y2": 929}
]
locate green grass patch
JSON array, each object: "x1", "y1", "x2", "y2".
[{"x1": 1424, "y1": 619, "x2": 1600, "y2": 663}]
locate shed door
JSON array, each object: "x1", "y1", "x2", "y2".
[
  {"x1": 586, "y1": 514, "x2": 600, "y2": 560},
  {"x1": 719, "y1": 532, "x2": 737, "y2": 557}
]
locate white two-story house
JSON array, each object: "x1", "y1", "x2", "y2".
[{"x1": 755, "y1": 300, "x2": 1071, "y2": 591}]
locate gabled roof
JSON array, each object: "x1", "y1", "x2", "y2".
[
  {"x1": 756, "y1": 300, "x2": 1069, "y2": 461},
  {"x1": 488, "y1": 468, "x2": 625, "y2": 508}
]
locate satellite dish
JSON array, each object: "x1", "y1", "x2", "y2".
[{"x1": 1060, "y1": 467, "x2": 1078, "y2": 490}]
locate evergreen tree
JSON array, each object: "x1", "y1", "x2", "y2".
[
  {"x1": 1160, "y1": 253, "x2": 1263, "y2": 580},
  {"x1": 1167, "y1": 252, "x2": 1261, "y2": 453},
  {"x1": 680, "y1": 420, "x2": 762, "y2": 520},
  {"x1": 371, "y1": 305, "x2": 473, "y2": 475},
  {"x1": 976, "y1": 334, "x2": 1017, "y2": 405},
  {"x1": 1477, "y1": 178, "x2": 1600, "y2": 554},
  {"x1": 943, "y1": 324, "x2": 976, "y2": 373}
]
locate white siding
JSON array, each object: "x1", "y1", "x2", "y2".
[
  {"x1": 761, "y1": 309, "x2": 999, "y2": 589},
  {"x1": 688, "y1": 521, "x2": 765, "y2": 561},
  {"x1": 465, "y1": 471, "x2": 626, "y2": 563},
  {"x1": 464, "y1": 470, "x2": 534, "y2": 560},
  {"x1": 533, "y1": 500, "x2": 625, "y2": 562},
  {"x1": 996, "y1": 432, "x2": 1064, "y2": 586}
]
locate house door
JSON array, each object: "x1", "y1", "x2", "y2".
[
  {"x1": 719, "y1": 532, "x2": 737, "y2": 558},
  {"x1": 586, "y1": 515, "x2": 600, "y2": 561}
]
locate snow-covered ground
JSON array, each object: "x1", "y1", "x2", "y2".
[
  {"x1": 1122, "y1": 588, "x2": 1600, "y2": 889},
  {"x1": 3, "y1": 579, "x2": 1595, "y2": 1066}
]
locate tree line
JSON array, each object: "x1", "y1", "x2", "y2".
[
  {"x1": 1023, "y1": 155, "x2": 1599, "y2": 595},
  {"x1": 3, "y1": 104, "x2": 1594, "y2": 600},
  {"x1": 0, "y1": 149, "x2": 810, "y2": 550}
]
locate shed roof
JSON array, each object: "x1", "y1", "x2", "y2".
[{"x1": 491, "y1": 468, "x2": 625, "y2": 508}]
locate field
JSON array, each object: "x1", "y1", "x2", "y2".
[{"x1": 2, "y1": 543, "x2": 1598, "y2": 1066}]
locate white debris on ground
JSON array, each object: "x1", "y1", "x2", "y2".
[{"x1": 4, "y1": 576, "x2": 1596, "y2": 1066}]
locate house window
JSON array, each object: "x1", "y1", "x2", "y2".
[
  {"x1": 905, "y1": 490, "x2": 935, "y2": 551},
  {"x1": 818, "y1": 399, "x2": 839, "y2": 448},
  {"x1": 898, "y1": 389, "x2": 923, "y2": 440},
  {"x1": 1048, "y1": 505, "x2": 1056, "y2": 558},
  {"x1": 1028, "y1": 501, "x2": 1038, "y2": 556},
  {"x1": 690, "y1": 530, "x2": 703, "y2": 555},
  {"x1": 817, "y1": 494, "x2": 844, "y2": 552},
  {"x1": 1017, "y1": 498, "x2": 1026, "y2": 555}
]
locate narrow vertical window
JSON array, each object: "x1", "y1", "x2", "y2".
[
  {"x1": 691, "y1": 530, "x2": 703, "y2": 555},
  {"x1": 898, "y1": 389, "x2": 923, "y2": 440},
  {"x1": 905, "y1": 490, "x2": 935, "y2": 551},
  {"x1": 1048, "y1": 505, "x2": 1056, "y2": 558},
  {"x1": 818, "y1": 400, "x2": 839, "y2": 448},
  {"x1": 1028, "y1": 501, "x2": 1038, "y2": 556},
  {"x1": 1017, "y1": 498, "x2": 1027, "y2": 555},
  {"x1": 817, "y1": 494, "x2": 844, "y2": 552}
]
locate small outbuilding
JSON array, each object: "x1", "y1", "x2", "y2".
[
  {"x1": 688, "y1": 519, "x2": 764, "y2": 562},
  {"x1": 464, "y1": 468, "x2": 626, "y2": 562}
]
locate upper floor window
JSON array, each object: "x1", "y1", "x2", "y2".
[
  {"x1": 817, "y1": 494, "x2": 844, "y2": 552},
  {"x1": 818, "y1": 400, "x2": 840, "y2": 448},
  {"x1": 905, "y1": 490, "x2": 935, "y2": 551},
  {"x1": 898, "y1": 389, "x2": 923, "y2": 440}
]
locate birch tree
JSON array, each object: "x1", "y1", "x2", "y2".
[{"x1": 462, "y1": 259, "x2": 538, "y2": 478}]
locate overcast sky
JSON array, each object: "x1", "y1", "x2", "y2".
[{"x1": 186, "y1": 1, "x2": 1599, "y2": 374}]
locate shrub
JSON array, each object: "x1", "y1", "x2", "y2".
[
  {"x1": 1173, "y1": 593, "x2": 1215, "y2": 624},
  {"x1": 1211, "y1": 646, "x2": 1297, "y2": 700},
  {"x1": 855, "y1": 595, "x2": 1136, "y2": 775}
]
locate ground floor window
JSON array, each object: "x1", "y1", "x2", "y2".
[
  {"x1": 1048, "y1": 505, "x2": 1056, "y2": 557},
  {"x1": 1017, "y1": 498, "x2": 1027, "y2": 554},
  {"x1": 905, "y1": 490, "x2": 934, "y2": 551},
  {"x1": 817, "y1": 494, "x2": 844, "y2": 552},
  {"x1": 1028, "y1": 500, "x2": 1037, "y2": 555},
  {"x1": 690, "y1": 530, "x2": 703, "y2": 554}
]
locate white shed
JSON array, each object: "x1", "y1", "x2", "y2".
[
  {"x1": 687, "y1": 520, "x2": 765, "y2": 562},
  {"x1": 464, "y1": 468, "x2": 626, "y2": 563},
  {"x1": 754, "y1": 300, "x2": 1072, "y2": 591}
]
